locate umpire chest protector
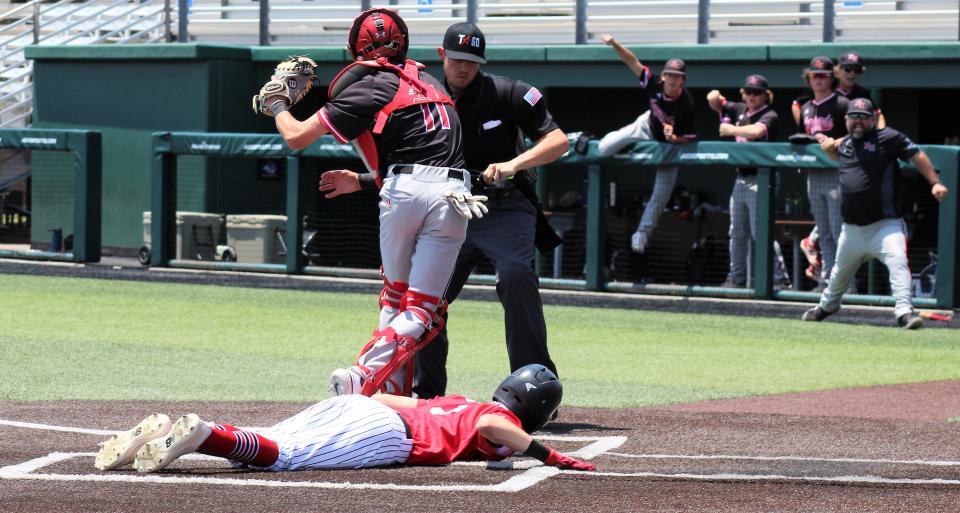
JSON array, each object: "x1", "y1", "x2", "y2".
[{"x1": 328, "y1": 58, "x2": 454, "y2": 186}]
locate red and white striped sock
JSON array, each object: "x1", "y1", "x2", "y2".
[{"x1": 199, "y1": 423, "x2": 279, "y2": 467}]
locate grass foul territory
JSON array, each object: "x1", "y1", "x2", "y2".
[{"x1": 2, "y1": 274, "x2": 959, "y2": 406}]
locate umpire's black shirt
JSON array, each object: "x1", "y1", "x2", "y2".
[
  {"x1": 836, "y1": 127, "x2": 920, "y2": 225},
  {"x1": 441, "y1": 71, "x2": 559, "y2": 186}
]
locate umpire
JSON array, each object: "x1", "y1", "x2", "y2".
[{"x1": 414, "y1": 22, "x2": 568, "y2": 398}]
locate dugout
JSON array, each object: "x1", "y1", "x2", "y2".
[{"x1": 25, "y1": 42, "x2": 960, "y2": 295}]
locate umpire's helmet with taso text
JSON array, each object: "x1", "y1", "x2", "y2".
[
  {"x1": 348, "y1": 8, "x2": 409, "y2": 63},
  {"x1": 493, "y1": 364, "x2": 562, "y2": 433}
]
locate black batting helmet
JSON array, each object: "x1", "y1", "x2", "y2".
[
  {"x1": 347, "y1": 8, "x2": 409, "y2": 63},
  {"x1": 493, "y1": 364, "x2": 562, "y2": 433}
]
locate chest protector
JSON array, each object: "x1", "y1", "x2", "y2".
[{"x1": 328, "y1": 58, "x2": 454, "y2": 188}]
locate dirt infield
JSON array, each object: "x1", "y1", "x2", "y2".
[{"x1": 3, "y1": 381, "x2": 960, "y2": 512}]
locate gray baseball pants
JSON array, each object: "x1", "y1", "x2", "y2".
[
  {"x1": 818, "y1": 218, "x2": 915, "y2": 319},
  {"x1": 597, "y1": 110, "x2": 678, "y2": 238}
]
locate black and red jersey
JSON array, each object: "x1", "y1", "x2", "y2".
[
  {"x1": 318, "y1": 69, "x2": 466, "y2": 174},
  {"x1": 836, "y1": 83, "x2": 883, "y2": 115},
  {"x1": 799, "y1": 93, "x2": 849, "y2": 139},
  {"x1": 720, "y1": 101, "x2": 779, "y2": 142},
  {"x1": 637, "y1": 67, "x2": 697, "y2": 142},
  {"x1": 720, "y1": 100, "x2": 779, "y2": 176}
]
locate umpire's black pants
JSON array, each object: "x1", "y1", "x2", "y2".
[{"x1": 414, "y1": 192, "x2": 558, "y2": 398}]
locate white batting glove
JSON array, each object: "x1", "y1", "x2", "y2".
[{"x1": 442, "y1": 191, "x2": 489, "y2": 220}]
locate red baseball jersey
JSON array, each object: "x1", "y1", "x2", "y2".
[{"x1": 396, "y1": 395, "x2": 522, "y2": 465}]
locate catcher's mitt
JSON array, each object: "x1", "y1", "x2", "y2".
[{"x1": 252, "y1": 55, "x2": 318, "y2": 117}]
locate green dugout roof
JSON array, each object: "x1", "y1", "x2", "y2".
[{"x1": 28, "y1": 42, "x2": 960, "y2": 64}]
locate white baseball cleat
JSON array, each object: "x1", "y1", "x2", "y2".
[
  {"x1": 630, "y1": 230, "x2": 648, "y2": 254},
  {"x1": 94, "y1": 413, "x2": 172, "y2": 471},
  {"x1": 133, "y1": 413, "x2": 211, "y2": 473},
  {"x1": 329, "y1": 367, "x2": 364, "y2": 396}
]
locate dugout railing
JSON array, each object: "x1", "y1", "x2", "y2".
[
  {"x1": 0, "y1": 128, "x2": 101, "y2": 263},
  {"x1": 150, "y1": 131, "x2": 959, "y2": 309}
]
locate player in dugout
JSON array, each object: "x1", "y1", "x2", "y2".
[{"x1": 93, "y1": 365, "x2": 596, "y2": 473}]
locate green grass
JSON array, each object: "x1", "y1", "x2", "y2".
[{"x1": 1, "y1": 273, "x2": 958, "y2": 407}]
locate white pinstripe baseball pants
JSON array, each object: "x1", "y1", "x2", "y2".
[
  {"x1": 728, "y1": 175, "x2": 789, "y2": 285},
  {"x1": 598, "y1": 110, "x2": 678, "y2": 237},
  {"x1": 262, "y1": 395, "x2": 412, "y2": 470},
  {"x1": 806, "y1": 170, "x2": 842, "y2": 283},
  {"x1": 818, "y1": 218, "x2": 914, "y2": 318}
]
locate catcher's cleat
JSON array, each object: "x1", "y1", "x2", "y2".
[
  {"x1": 801, "y1": 306, "x2": 833, "y2": 322},
  {"x1": 94, "y1": 413, "x2": 172, "y2": 471},
  {"x1": 133, "y1": 414, "x2": 211, "y2": 473},
  {"x1": 329, "y1": 367, "x2": 365, "y2": 396}
]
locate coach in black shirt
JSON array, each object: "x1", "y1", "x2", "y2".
[
  {"x1": 414, "y1": 22, "x2": 568, "y2": 398},
  {"x1": 802, "y1": 98, "x2": 948, "y2": 329}
]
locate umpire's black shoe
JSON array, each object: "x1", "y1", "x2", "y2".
[
  {"x1": 801, "y1": 306, "x2": 833, "y2": 322},
  {"x1": 897, "y1": 313, "x2": 924, "y2": 330}
]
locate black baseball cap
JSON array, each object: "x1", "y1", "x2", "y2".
[
  {"x1": 442, "y1": 22, "x2": 486, "y2": 64},
  {"x1": 838, "y1": 51, "x2": 863, "y2": 71},
  {"x1": 806, "y1": 56, "x2": 834, "y2": 74},
  {"x1": 663, "y1": 58, "x2": 686, "y2": 76},
  {"x1": 742, "y1": 74, "x2": 768, "y2": 91},
  {"x1": 847, "y1": 98, "x2": 875, "y2": 116}
]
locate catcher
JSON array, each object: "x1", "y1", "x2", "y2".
[
  {"x1": 93, "y1": 365, "x2": 596, "y2": 473},
  {"x1": 253, "y1": 8, "x2": 487, "y2": 398}
]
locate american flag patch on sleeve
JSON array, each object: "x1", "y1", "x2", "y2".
[{"x1": 523, "y1": 87, "x2": 542, "y2": 106}]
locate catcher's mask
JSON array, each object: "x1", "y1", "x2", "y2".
[
  {"x1": 493, "y1": 364, "x2": 562, "y2": 433},
  {"x1": 348, "y1": 8, "x2": 409, "y2": 62}
]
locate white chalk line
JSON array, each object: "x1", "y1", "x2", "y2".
[
  {"x1": 583, "y1": 470, "x2": 960, "y2": 486},
  {"x1": 0, "y1": 419, "x2": 623, "y2": 493},
  {"x1": 0, "y1": 419, "x2": 117, "y2": 436},
  {"x1": 605, "y1": 452, "x2": 960, "y2": 467}
]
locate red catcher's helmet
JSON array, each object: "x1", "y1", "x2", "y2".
[{"x1": 348, "y1": 8, "x2": 409, "y2": 62}]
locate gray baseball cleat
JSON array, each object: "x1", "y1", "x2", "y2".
[
  {"x1": 94, "y1": 413, "x2": 172, "y2": 471},
  {"x1": 802, "y1": 306, "x2": 833, "y2": 322},
  {"x1": 897, "y1": 313, "x2": 924, "y2": 330},
  {"x1": 329, "y1": 367, "x2": 364, "y2": 396},
  {"x1": 133, "y1": 413, "x2": 211, "y2": 473}
]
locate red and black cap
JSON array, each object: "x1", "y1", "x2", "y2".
[
  {"x1": 743, "y1": 74, "x2": 768, "y2": 91},
  {"x1": 805, "y1": 55, "x2": 834, "y2": 74},
  {"x1": 663, "y1": 58, "x2": 686, "y2": 75},
  {"x1": 847, "y1": 98, "x2": 875, "y2": 116},
  {"x1": 838, "y1": 51, "x2": 864, "y2": 71},
  {"x1": 442, "y1": 22, "x2": 486, "y2": 64}
]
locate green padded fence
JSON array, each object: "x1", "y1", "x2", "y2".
[
  {"x1": 151, "y1": 132, "x2": 959, "y2": 309},
  {"x1": 0, "y1": 128, "x2": 101, "y2": 263}
]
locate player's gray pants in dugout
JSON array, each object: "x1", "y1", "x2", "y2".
[
  {"x1": 262, "y1": 396, "x2": 412, "y2": 470},
  {"x1": 728, "y1": 174, "x2": 789, "y2": 285},
  {"x1": 818, "y1": 218, "x2": 914, "y2": 318},
  {"x1": 597, "y1": 110, "x2": 677, "y2": 238},
  {"x1": 806, "y1": 170, "x2": 842, "y2": 283}
]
